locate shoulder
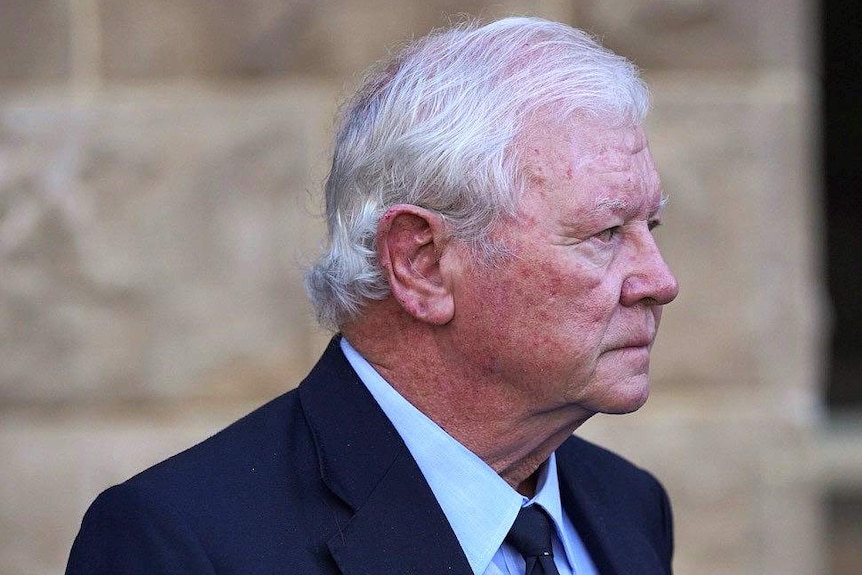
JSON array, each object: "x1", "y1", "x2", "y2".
[
  {"x1": 68, "y1": 389, "x2": 338, "y2": 574},
  {"x1": 129, "y1": 388, "x2": 306, "y2": 495},
  {"x1": 118, "y1": 338, "x2": 350, "y2": 497},
  {"x1": 67, "y1": 481, "x2": 218, "y2": 574},
  {"x1": 556, "y1": 434, "x2": 674, "y2": 567}
]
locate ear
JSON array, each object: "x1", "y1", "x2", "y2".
[{"x1": 376, "y1": 204, "x2": 456, "y2": 325}]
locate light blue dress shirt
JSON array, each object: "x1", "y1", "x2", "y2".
[{"x1": 340, "y1": 338, "x2": 599, "y2": 575}]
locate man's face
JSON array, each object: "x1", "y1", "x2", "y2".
[{"x1": 446, "y1": 119, "x2": 679, "y2": 418}]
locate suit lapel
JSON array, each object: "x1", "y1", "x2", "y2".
[
  {"x1": 298, "y1": 338, "x2": 472, "y2": 575},
  {"x1": 326, "y1": 450, "x2": 473, "y2": 575},
  {"x1": 556, "y1": 440, "x2": 666, "y2": 575}
]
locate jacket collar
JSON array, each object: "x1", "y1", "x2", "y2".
[
  {"x1": 298, "y1": 338, "x2": 666, "y2": 575},
  {"x1": 556, "y1": 438, "x2": 668, "y2": 575},
  {"x1": 298, "y1": 337, "x2": 473, "y2": 575}
]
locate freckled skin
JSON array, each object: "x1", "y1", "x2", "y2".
[
  {"x1": 344, "y1": 118, "x2": 679, "y2": 494},
  {"x1": 446, "y1": 120, "x2": 678, "y2": 419}
]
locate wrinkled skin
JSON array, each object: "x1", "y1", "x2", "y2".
[
  {"x1": 444, "y1": 120, "x2": 679, "y2": 420},
  {"x1": 348, "y1": 118, "x2": 680, "y2": 492}
]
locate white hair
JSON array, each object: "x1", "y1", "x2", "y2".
[{"x1": 305, "y1": 16, "x2": 650, "y2": 330}]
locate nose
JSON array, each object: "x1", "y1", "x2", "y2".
[{"x1": 620, "y1": 230, "x2": 680, "y2": 307}]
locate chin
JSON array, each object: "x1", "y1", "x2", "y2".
[
  {"x1": 608, "y1": 393, "x2": 650, "y2": 414},
  {"x1": 599, "y1": 376, "x2": 651, "y2": 414}
]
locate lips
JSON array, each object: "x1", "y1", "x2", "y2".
[{"x1": 608, "y1": 335, "x2": 654, "y2": 350}]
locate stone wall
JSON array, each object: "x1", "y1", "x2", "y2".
[{"x1": 1, "y1": 1, "x2": 844, "y2": 574}]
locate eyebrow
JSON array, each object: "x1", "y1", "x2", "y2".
[
  {"x1": 588, "y1": 196, "x2": 630, "y2": 216},
  {"x1": 585, "y1": 194, "x2": 668, "y2": 219},
  {"x1": 593, "y1": 197, "x2": 628, "y2": 211}
]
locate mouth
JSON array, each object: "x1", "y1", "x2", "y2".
[{"x1": 607, "y1": 336, "x2": 654, "y2": 352}]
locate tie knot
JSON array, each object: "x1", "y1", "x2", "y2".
[{"x1": 505, "y1": 505, "x2": 555, "y2": 559}]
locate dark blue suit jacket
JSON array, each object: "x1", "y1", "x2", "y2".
[{"x1": 67, "y1": 338, "x2": 673, "y2": 574}]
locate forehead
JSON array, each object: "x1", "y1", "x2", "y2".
[
  {"x1": 519, "y1": 119, "x2": 660, "y2": 214},
  {"x1": 522, "y1": 118, "x2": 649, "y2": 173}
]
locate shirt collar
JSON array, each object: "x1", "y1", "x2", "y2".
[{"x1": 340, "y1": 337, "x2": 570, "y2": 574}]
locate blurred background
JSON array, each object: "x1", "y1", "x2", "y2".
[{"x1": 1, "y1": 1, "x2": 859, "y2": 573}]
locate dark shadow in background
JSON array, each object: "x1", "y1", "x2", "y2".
[
  {"x1": 824, "y1": 5, "x2": 862, "y2": 574},
  {"x1": 824, "y1": 0, "x2": 862, "y2": 411}
]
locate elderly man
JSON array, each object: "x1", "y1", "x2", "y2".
[{"x1": 68, "y1": 16, "x2": 678, "y2": 575}]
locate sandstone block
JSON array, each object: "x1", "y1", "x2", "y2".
[
  {"x1": 0, "y1": 2, "x2": 70, "y2": 85},
  {"x1": 0, "y1": 84, "x2": 336, "y2": 404},
  {"x1": 95, "y1": 0, "x2": 575, "y2": 81},
  {"x1": 581, "y1": 403, "x2": 822, "y2": 575},
  {"x1": 645, "y1": 72, "x2": 821, "y2": 403},
  {"x1": 573, "y1": 0, "x2": 811, "y2": 71}
]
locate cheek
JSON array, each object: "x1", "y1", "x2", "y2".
[
  {"x1": 537, "y1": 258, "x2": 605, "y2": 304},
  {"x1": 518, "y1": 264, "x2": 612, "y2": 342},
  {"x1": 533, "y1": 274, "x2": 564, "y2": 321},
  {"x1": 463, "y1": 253, "x2": 616, "y2": 334}
]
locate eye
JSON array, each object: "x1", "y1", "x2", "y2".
[
  {"x1": 648, "y1": 219, "x2": 661, "y2": 232},
  {"x1": 595, "y1": 226, "x2": 620, "y2": 242}
]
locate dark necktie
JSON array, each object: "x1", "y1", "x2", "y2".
[{"x1": 505, "y1": 505, "x2": 561, "y2": 575}]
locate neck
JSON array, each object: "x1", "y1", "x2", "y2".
[{"x1": 343, "y1": 307, "x2": 594, "y2": 492}]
